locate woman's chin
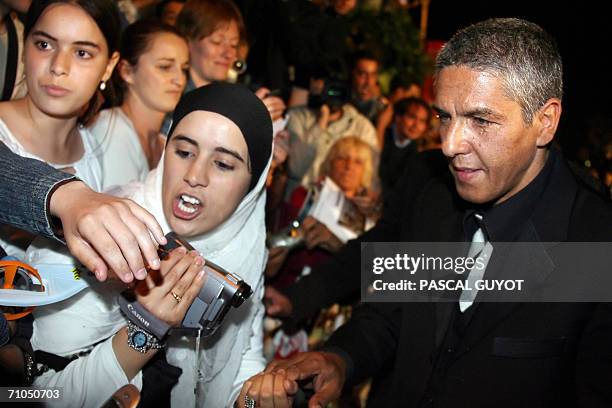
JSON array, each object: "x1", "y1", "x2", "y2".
[
  {"x1": 168, "y1": 213, "x2": 219, "y2": 238},
  {"x1": 167, "y1": 219, "x2": 195, "y2": 237}
]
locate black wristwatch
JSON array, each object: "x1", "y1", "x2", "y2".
[{"x1": 126, "y1": 321, "x2": 164, "y2": 353}]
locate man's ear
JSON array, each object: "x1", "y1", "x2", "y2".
[{"x1": 534, "y1": 98, "x2": 562, "y2": 147}]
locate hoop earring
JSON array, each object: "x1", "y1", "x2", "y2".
[{"x1": 99, "y1": 81, "x2": 106, "y2": 91}]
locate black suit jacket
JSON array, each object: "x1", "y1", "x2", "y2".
[{"x1": 323, "y1": 150, "x2": 612, "y2": 407}]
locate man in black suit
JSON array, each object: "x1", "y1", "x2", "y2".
[{"x1": 239, "y1": 18, "x2": 612, "y2": 407}]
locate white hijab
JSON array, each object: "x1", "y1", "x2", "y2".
[{"x1": 115, "y1": 146, "x2": 271, "y2": 406}]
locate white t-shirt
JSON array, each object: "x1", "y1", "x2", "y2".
[{"x1": 89, "y1": 107, "x2": 152, "y2": 190}]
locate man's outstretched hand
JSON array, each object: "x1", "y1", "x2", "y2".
[
  {"x1": 49, "y1": 181, "x2": 167, "y2": 283},
  {"x1": 265, "y1": 351, "x2": 347, "y2": 408}
]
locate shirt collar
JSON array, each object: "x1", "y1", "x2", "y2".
[{"x1": 462, "y1": 149, "x2": 557, "y2": 242}]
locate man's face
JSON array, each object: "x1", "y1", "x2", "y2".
[
  {"x1": 395, "y1": 104, "x2": 429, "y2": 141},
  {"x1": 434, "y1": 66, "x2": 547, "y2": 205},
  {"x1": 352, "y1": 58, "x2": 378, "y2": 101}
]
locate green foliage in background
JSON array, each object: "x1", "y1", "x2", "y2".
[{"x1": 348, "y1": 7, "x2": 432, "y2": 93}]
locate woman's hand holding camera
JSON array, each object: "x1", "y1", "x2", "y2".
[
  {"x1": 135, "y1": 247, "x2": 207, "y2": 327},
  {"x1": 113, "y1": 248, "x2": 207, "y2": 379},
  {"x1": 255, "y1": 87, "x2": 286, "y2": 122}
]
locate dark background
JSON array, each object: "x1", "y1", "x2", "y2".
[{"x1": 423, "y1": 0, "x2": 611, "y2": 164}]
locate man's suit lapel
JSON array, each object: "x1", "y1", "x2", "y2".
[
  {"x1": 431, "y1": 210, "x2": 465, "y2": 348},
  {"x1": 454, "y1": 222, "x2": 557, "y2": 357}
]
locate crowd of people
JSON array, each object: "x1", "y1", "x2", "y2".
[{"x1": 0, "y1": 0, "x2": 610, "y2": 407}]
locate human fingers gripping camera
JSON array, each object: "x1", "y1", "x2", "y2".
[
  {"x1": 119, "y1": 232, "x2": 253, "y2": 341},
  {"x1": 112, "y1": 246, "x2": 206, "y2": 380},
  {"x1": 255, "y1": 87, "x2": 287, "y2": 122},
  {"x1": 112, "y1": 230, "x2": 254, "y2": 381},
  {"x1": 134, "y1": 248, "x2": 206, "y2": 327}
]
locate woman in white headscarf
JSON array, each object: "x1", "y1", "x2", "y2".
[
  {"x1": 117, "y1": 82, "x2": 273, "y2": 406},
  {"x1": 28, "y1": 82, "x2": 273, "y2": 407}
]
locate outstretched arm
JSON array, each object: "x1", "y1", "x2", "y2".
[{"x1": 0, "y1": 142, "x2": 166, "y2": 282}]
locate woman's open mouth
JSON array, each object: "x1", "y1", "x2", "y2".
[{"x1": 172, "y1": 193, "x2": 203, "y2": 220}]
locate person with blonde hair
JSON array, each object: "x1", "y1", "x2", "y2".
[
  {"x1": 319, "y1": 136, "x2": 374, "y2": 198},
  {"x1": 265, "y1": 136, "x2": 378, "y2": 287}
]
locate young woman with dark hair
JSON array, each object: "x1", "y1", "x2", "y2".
[
  {"x1": 89, "y1": 19, "x2": 189, "y2": 189},
  {"x1": 0, "y1": 0, "x2": 120, "y2": 257}
]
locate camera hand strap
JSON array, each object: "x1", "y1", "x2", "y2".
[{"x1": 118, "y1": 292, "x2": 171, "y2": 340}]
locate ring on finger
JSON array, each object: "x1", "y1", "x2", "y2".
[
  {"x1": 170, "y1": 290, "x2": 182, "y2": 304},
  {"x1": 244, "y1": 395, "x2": 256, "y2": 408}
]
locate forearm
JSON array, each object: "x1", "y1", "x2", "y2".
[
  {"x1": 282, "y1": 215, "x2": 400, "y2": 322},
  {"x1": 230, "y1": 278, "x2": 267, "y2": 405},
  {"x1": 112, "y1": 326, "x2": 159, "y2": 380},
  {"x1": 0, "y1": 142, "x2": 77, "y2": 239},
  {"x1": 34, "y1": 335, "x2": 143, "y2": 408},
  {"x1": 323, "y1": 303, "x2": 401, "y2": 386},
  {"x1": 47, "y1": 180, "x2": 95, "y2": 237}
]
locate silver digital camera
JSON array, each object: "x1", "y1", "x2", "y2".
[
  {"x1": 160, "y1": 232, "x2": 252, "y2": 337},
  {"x1": 119, "y1": 232, "x2": 252, "y2": 339}
]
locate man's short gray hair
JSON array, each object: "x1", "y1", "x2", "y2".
[{"x1": 435, "y1": 18, "x2": 563, "y2": 124}]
